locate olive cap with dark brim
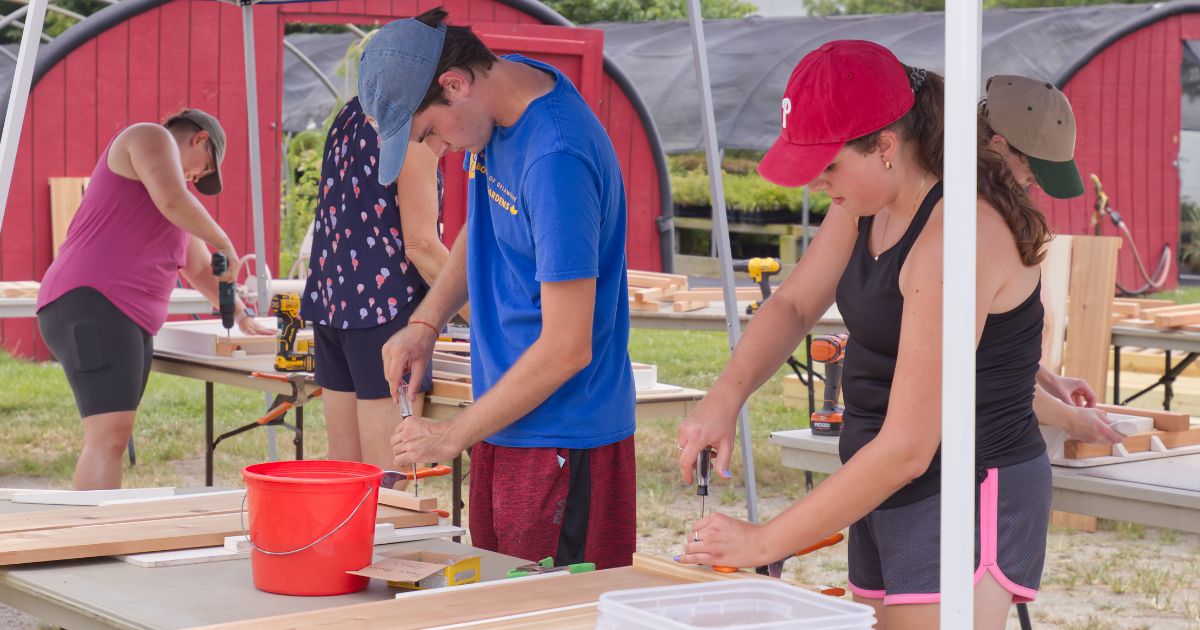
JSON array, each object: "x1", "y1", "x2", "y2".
[{"x1": 1026, "y1": 154, "x2": 1085, "y2": 199}]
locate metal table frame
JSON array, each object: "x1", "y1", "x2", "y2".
[{"x1": 1110, "y1": 327, "x2": 1200, "y2": 409}]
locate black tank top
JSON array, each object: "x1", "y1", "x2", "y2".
[{"x1": 834, "y1": 181, "x2": 1046, "y2": 509}]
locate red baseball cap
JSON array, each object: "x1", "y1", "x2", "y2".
[{"x1": 758, "y1": 40, "x2": 916, "y2": 188}]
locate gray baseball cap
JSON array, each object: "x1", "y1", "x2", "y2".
[
  {"x1": 985, "y1": 75, "x2": 1083, "y2": 199},
  {"x1": 167, "y1": 109, "x2": 226, "y2": 195},
  {"x1": 358, "y1": 18, "x2": 446, "y2": 185}
]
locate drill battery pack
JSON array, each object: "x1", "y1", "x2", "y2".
[{"x1": 810, "y1": 408, "x2": 843, "y2": 436}]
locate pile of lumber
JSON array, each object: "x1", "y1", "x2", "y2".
[
  {"x1": 0, "y1": 490, "x2": 438, "y2": 566},
  {"x1": 0, "y1": 281, "x2": 39, "y2": 298},
  {"x1": 1064, "y1": 404, "x2": 1200, "y2": 460},
  {"x1": 627, "y1": 270, "x2": 762, "y2": 313},
  {"x1": 1110, "y1": 298, "x2": 1200, "y2": 331}
]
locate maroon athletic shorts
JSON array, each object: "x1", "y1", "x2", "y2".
[{"x1": 468, "y1": 436, "x2": 635, "y2": 570}]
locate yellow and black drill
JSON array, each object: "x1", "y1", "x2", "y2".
[
  {"x1": 271, "y1": 293, "x2": 314, "y2": 372},
  {"x1": 733, "y1": 257, "x2": 782, "y2": 314}
]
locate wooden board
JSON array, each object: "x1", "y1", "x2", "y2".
[
  {"x1": 431, "y1": 379, "x2": 473, "y2": 401},
  {"x1": 0, "y1": 506, "x2": 436, "y2": 566},
  {"x1": 0, "y1": 492, "x2": 245, "y2": 534},
  {"x1": 1061, "y1": 236, "x2": 1122, "y2": 400},
  {"x1": 433, "y1": 341, "x2": 471, "y2": 354},
  {"x1": 378, "y1": 488, "x2": 437, "y2": 513},
  {"x1": 1039, "y1": 235, "x2": 1073, "y2": 374},
  {"x1": 1095, "y1": 404, "x2": 1191, "y2": 432},
  {"x1": 49, "y1": 177, "x2": 88, "y2": 258},
  {"x1": 670, "y1": 288, "x2": 762, "y2": 302},
  {"x1": 194, "y1": 566, "x2": 689, "y2": 630},
  {"x1": 10, "y1": 487, "x2": 174, "y2": 506},
  {"x1": 0, "y1": 281, "x2": 40, "y2": 298},
  {"x1": 672, "y1": 301, "x2": 708, "y2": 313},
  {"x1": 1152, "y1": 311, "x2": 1200, "y2": 328}
]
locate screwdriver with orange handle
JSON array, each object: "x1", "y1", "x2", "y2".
[{"x1": 764, "y1": 532, "x2": 845, "y2": 579}]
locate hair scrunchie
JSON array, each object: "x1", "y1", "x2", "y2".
[{"x1": 908, "y1": 66, "x2": 928, "y2": 93}]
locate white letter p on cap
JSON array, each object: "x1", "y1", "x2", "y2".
[{"x1": 781, "y1": 97, "x2": 792, "y2": 129}]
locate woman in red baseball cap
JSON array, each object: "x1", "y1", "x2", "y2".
[{"x1": 677, "y1": 40, "x2": 1053, "y2": 628}]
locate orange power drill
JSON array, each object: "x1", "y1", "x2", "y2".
[{"x1": 810, "y1": 333, "x2": 848, "y2": 436}]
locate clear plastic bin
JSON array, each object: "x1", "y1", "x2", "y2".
[{"x1": 597, "y1": 580, "x2": 875, "y2": 629}]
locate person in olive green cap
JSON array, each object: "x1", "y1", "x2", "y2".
[
  {"x1": 979, "y1": 74, "x2": 1085, "y2": 199},
  {"x1": 979, "y1": 75, "x2": 1125, "y2": 450}
]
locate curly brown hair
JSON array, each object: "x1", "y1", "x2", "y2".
[{"x1": 977, "y1": 100, "x2": 1052, "y2": 266}]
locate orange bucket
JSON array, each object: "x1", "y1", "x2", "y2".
[{"x1": 242, "y1": 460, "x2": 383, "y2": 596}]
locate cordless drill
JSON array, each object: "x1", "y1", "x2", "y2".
[
  {"x1": 210, "y1": 252, "x2": 236, "y2": 338},
  {"x1": 732, "y1": 257, "x2": 781, "y2": 314},
  {"x1": 270, "y1": 293, "x2": 314, "y2": 372},
  {"x1": 810, "y1": 333, "x2": 848, "y2": 436}
]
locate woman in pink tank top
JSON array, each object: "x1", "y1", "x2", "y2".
[{"x1": 36, "y1": 110, "x2": 272, "y2": 490}]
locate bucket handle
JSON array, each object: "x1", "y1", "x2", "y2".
[{"x1": 240, "y1": 486, "x2": 375, "y2": 556}]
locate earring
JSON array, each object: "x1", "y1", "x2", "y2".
[{"x1": 884, "y1": 159, "x2": 893, "y2": 170}]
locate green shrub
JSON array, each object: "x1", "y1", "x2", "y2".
[
  {"x1": 669, "y1": 169, "x2": 831, "y2": 216},
  {"x1": 279, "y1": 128, "x2": 328, "y2": 275}
]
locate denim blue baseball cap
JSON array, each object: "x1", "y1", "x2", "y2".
[{"x1": 358, "y1": 18, "x2": 446, "y2": 184}]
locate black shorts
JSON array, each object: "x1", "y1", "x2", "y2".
[
  {"x1": 313, "y1": 308, "x2": 433, "y2": 400},
  {"x1": 848, "y1": 453, "x2": 1052, "y2": 606},
  {"x1": 37, "y1": 287, "x2": 153, "y2": 417}
]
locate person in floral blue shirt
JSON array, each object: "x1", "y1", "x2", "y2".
[{"x1": 300, "y1": 97, "x2": 450, "y2": 479}]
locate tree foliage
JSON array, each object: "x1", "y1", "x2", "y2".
[
  {"x1": 803, "y1": 0, "x2": 1159, "y2": 16},
  {"x1": 542, "y1": 0, "x2": 757, "y2": 24}
]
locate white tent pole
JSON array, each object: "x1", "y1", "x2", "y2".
[
  {"x1": 0, "y1": 0, "x2": 48, "y2": 239},
  {"x1": 684, "y1": 0, "x2": 759, "y2": 524},
  {"x1": 241, "y1": 0, "x2": 279, "y2": 460},
  {"x1": 942, "y1": 1, "x2": 981, "y2": 627},
  {"x1": 240, "y1": 0, "x2": 270, "y2": 317}
]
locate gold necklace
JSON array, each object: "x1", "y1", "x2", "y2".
[{"x1": 874, "y1": 173, "x2": 929, "y2": 261}]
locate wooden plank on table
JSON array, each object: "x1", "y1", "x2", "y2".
[
  {"x1": 378, "y1": 488, "x2": 437, "y2": 513},
  {"x1": 433, "y1": 351, "x2": 471, "y2": 364},
  {"x1": 1151, "y1": 310, "x2": 1200, "y2": 328},
  {"x1": 1064, "y1": 440, "x2": 1113, "y2": 459},
  {"x1": 670, "y1": 288, "x2": 762, "y2": 302},
  {"x1": 1061, "y1": 236, "x2": 1121, "y2": 400},
  {"x1": 11, "y1": 487, "x2": 174, "y2": 506},
  {"x1": 192, "y1": 566, "x2": 690, "y2": 630},
  {"x1": 1110, "y1": 300, "x2": 1142, "y2": 318},
  {"x1": 1095, "y1": 405, "x2": 1191, "y2": 432},
  {"x1": 1141, "y1": 303, "x2": 1200, "y2": 316},
  {"x1": 0, "y1": 281, "x2": 40, "y2": 298},
  {"x1": 630, "y1": 287, "x2": 662, "y2": 302},
  {"x1": 1039, "y1": 235, "x2": 1072, "y2": 374},
  {"x1": 672, "y1": 301, "x2": 708, "y2": 313},
  {"x1": 628, "y1": 299, "x2": 662, "y2": 312},
  {"x1": 431, "y1": 379, "x2": 473, "y2": 401},
  {"x1": 1116, "y1": 298, "x2": 1175, "y2": 309},
  {"x1": 0, "y1": 492, "x2": 245, "y2": 534},
  {"x1": 0, "y1": 506, "x2": 436, "y2": 566},
  {"x1": 434, "y1": 341, "x2": 471, "y2": 354},
  {"x1": 1159, "y1": 427, "x2": 1200, "y2": 448},
  {"x1": 1113, "y1": 318, "x2": 1156, "y2": 329},
  {"x1": 49, "y1": 177, "x2": 88, "y2": 258}
]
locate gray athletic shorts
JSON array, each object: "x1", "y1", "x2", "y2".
[
  {"x1": 848, "y1": 453, "x2": 1051, "y2": 606},
  {"x1": 37, "y1": 287, "x2": 153, "y2": 417}
]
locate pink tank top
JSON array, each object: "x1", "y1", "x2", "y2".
[{"x1": 37, "y1": 139, "x2": 190, "y2": 334}]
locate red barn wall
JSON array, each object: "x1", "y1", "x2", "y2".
[
  {"x1": 1, "y1": 0, "x2": 664, "y2": 359},
  {"x1": 1044, "y1": 14, "x2": 1187, "y2": 292}
]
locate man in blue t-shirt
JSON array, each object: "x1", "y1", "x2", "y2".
[{"x1": 359, "y1": 9, "x2": 636, "y2": 569}]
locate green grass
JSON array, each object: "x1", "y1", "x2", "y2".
[
  {"x1": 0, "y1": 329, "x2": 813, "y2": 502},
  {"x1": 1147, "y1": 285, "x2": 1200, "y2": 305}
]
